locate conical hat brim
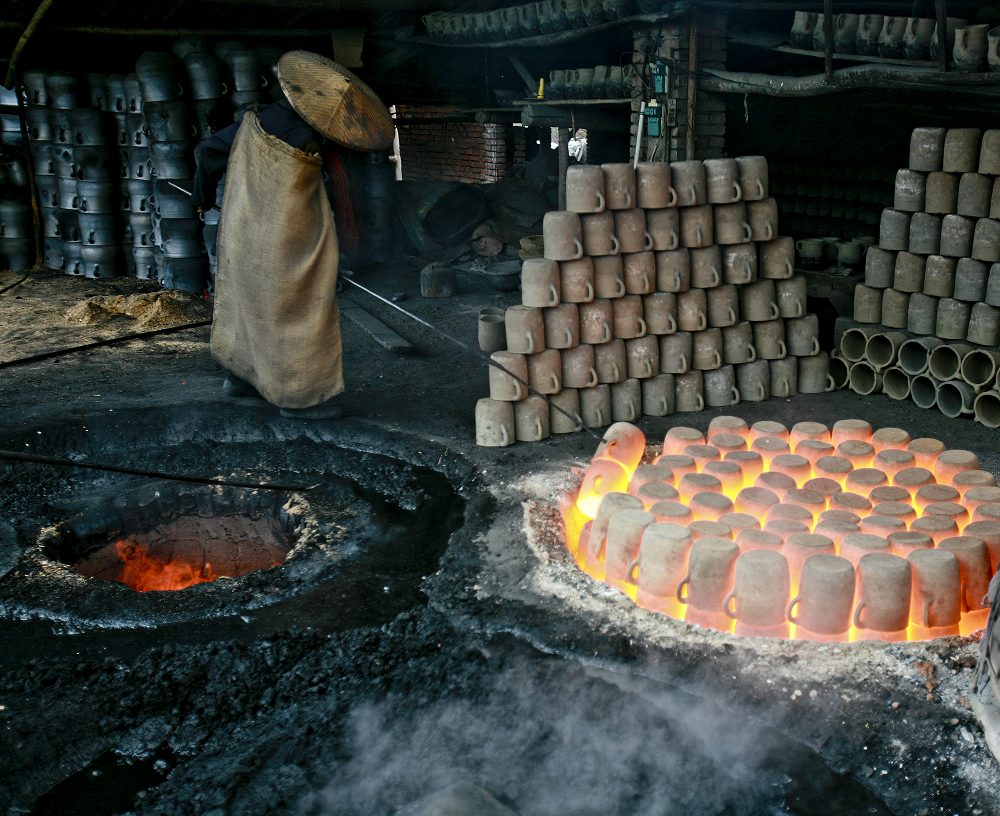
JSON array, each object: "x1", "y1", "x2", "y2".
[{"x1": 276, "y1": 51, "x2": 394, "y2": 152}]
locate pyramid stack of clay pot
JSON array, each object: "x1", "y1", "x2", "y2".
[
  {"x1": 475, "y1": 157, "x2": 833, "y2": 447},
  {"x1": 855, "y1": 128, "x2": 1000, "y2": 346},
  {"x1": 847, "y1": 127, "x2": 1000, "y2": 424}
]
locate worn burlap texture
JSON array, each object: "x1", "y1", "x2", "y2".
[{"x1": 212, "y1": 112, "x2": 343, "y2": 409}]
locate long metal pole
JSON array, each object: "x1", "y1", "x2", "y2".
[
  {"x1": 340, "y1": 276, "x2": 600, "y2": 441},
  {"x1": 685, "y1": 9, "x2": 699, "y2": 160}
]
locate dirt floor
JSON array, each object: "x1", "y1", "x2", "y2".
[{"x1": 1, "y1": 266, "x2": 1000, "y2": 815}]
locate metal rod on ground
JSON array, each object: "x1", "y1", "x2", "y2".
[
  {"x1": 0, "y1": 319, "x2": 211, "y2": 369},
  {"x1": 0, "y1": 449, "x2": 318, "y2": 492},
  {"x1": 339, "y1": 276, "x2": 603, "y2": 441}
]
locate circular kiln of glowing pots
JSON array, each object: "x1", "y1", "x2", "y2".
[{"x1": 560, "y1": 418, "x2": 1000, "y2": 642}]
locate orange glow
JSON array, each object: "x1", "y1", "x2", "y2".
[
  {"x1": 558, "y1": 419, "x2": 997, "y2": 643},
  {"x1": 113, "y1": 539, "x2": 218, "y2": 592}
]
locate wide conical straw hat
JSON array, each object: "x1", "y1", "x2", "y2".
[{"x1": 276, "y1": 50, "x2": 394, "y2": 151}]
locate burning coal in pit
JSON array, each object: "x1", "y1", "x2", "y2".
[
  {"x1": 560, "y1": 418, "x2": 999, "y2": 642},
  {"x1": 49, "y1": 489, "x2": 298, "y2": 593}
]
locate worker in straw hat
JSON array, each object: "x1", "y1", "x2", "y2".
[{"x1": 192, "y1": 50, "x2": 394, "y2": 420}]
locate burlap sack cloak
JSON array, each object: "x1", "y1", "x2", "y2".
[{"x1": 212, "y1": 112, "x2": 343, "y2": 409}]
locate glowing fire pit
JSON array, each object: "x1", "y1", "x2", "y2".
[
  {"x1": 560, "y1": 419, "x2": 999, "y2": 642},
  {"x1": 49, "y1": 488, "x2": 298, "y2": 593}
]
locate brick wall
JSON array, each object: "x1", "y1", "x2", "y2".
[
  {"x1": 630, "y1": 10, "x2": 728, "y2": 162},
  {"x1": 395, "y1": 105, "x2": 526, "y2": 183}
]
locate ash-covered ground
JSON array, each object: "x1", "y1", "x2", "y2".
[{"x1": 1, "y1": 269, "x2": 999, "y2": 816}]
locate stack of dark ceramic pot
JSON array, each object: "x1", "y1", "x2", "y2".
[
  {"x1": 476, "y1": 158, "x2": 834, "y2": 447},
  {"x1": 177, "y1": 37, "x2": 230, "y2": 290},
  {"x1": 23, "y1": 70, "x2": 124, "y2": 277},
  {"x1": 0, "y1": 85, "x2": 32, "y2": 271},
  {"x1": 136, "y1": 50, "x2": 206, "y2": 294}
]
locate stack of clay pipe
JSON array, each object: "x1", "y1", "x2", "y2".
[
  {"x1": 475, "y1": 157, "x2": 833, "y2": 447},
  {"x1": 840, "y1": 325, "x2": 1000, "y2": 426},
  {"x1": 855, "y1": 128, "x2": 1000, "y2": 349}
]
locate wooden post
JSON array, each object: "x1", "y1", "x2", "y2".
[
  {"x1": 685, "y1": 10, "x2": 699, "y2": 160},
  {"x1": 557, "y1": 128, "x2": 569, "y2": 211},
  {"x1": 823, "y1": 0, "x2": 834, "y2": 80},
  {"x1": 935, "y1": 0, "x2": 948, "y2": 72},
  {"x1": 14, "y1": 73, "x2": 41, "y2": 269}
]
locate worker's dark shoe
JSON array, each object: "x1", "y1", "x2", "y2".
[
  {"x1": 973, "y1": 574, "x2": 1000, "y2": 764},
  {"x1": 222, "y1": 373, "x2": 261, "y2": 398},
  {"x1": 278, "y1": 399, "x2": 344, "y2": 420}
]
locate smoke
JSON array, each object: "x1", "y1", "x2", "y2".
[{"x1": 298, "y1": 648, "x2": 802, "y2": 816}]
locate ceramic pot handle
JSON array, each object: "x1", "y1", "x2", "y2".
[
  {"x1": 826, "y1": 374, "x2": 836, "y2": 391},
  {"x1": 746, "y1": 343, "x2": 757, "y2": 362},
  {"x1": 788, "y1": 597, "x2": 802, "y2": 624},
  {"x1": 499, "y1": 424, "x2": 510, "y2": 446},
  {"x1": 669, "y1": 229, "x2": 679, "y2": 250},
  {"x1": 595, "y1": 191, "x2": 605, "y2": 211},
  {"x1": 696, "y1": 312, "x2": 706, "y2": 331},
  {"x1": 525, "y1": 332, "x2": 535, "y2": 354},
  {"x1": 727, "y1": 307, "x2": 736, "y2": 325},
  {"x1": 809, "y1": 337, "x2": 820, "y2": 355},
  {"x1": 623, "y1": 188, "x2": 632, "y2": 208},
  {"x1": 641, "y1": 272, "x2": 651, "y2": 291},
  {"x1": 584, "y1": 282, "x2": 594, "y2": 301},
  {"x1": 712, "y1": 350, "x2": 722, "y2": 368},
  {"x1": 534, "y1": 418, "x2": 543, "y2": 439},
  {"x1": 729, "y1": 386, "x2": 740, "y2": 405},
  {"x1": 778, "y1": 340, "x2": 787, "y2": 358},
  {"x1": 638, "y1": 318, "x2": 647, "y2": 335},
  {"x1": 709, "y1": 267, "x2": 720, "y2": 287},
  {"x1": 679, "y1": 352, "x2": 688, "y2": 372},
  {"x1": 571, "y1": 238, "x2": 584, "y2": 260},
  {"x1": 785, "y1": 259, "x2": 794, "y2": 276},
  {"x1": 644, "y1": 232, "x2": 654, "y2": 251},
  {"x1": 642, "y1": 360, "x2": 652, "y2": 377},
  {"x1": 769, "y1": 302, "x2": 780, "y2": 320},
  {"x1": 595, "y1": 407, "x2": 604, "y2": 426},
  {"x1": 676, "y1": 575, "x2": 690, "y2": 604},
  {"x1": 626, "y1": 557, "x2": 640, "y2": 584},
  {"x1": 667, "y1": 187, "x2": 678, "y2": 207},
  {"x1": 732, "y1": 180, "x2": 742, "y2": 201},
  {"x1": 549, "y1": 372, "x2": 560, "y2": 391},
  {"x1": 609, "y1": 235, "x2": 620, "y2": 255},
  {"x1": 695, "y1": 225, "x2": 704, "y2": 246},
  {"x1": 666, "y1": 314, "x2": 677, "y2": 334},
  {"x1": 795, "y1": 300, "x2": 805, "y2": 318},
  {"x1": 658, "y1": 397, "x2": 668, "y2": 413},
  {"x1": 611, "y1": 363, "x2": 620, "y2": 381},
  {"x1": 764, "y1": 223, "x2": 774, "y2": 241},
  {"x1": 756, "y1": 382, "x2": 765, "y2": 400},
  {"x1": 627, "y1": 397, "x2": 637, "y2": 417},
  {"x1": 614, "y1": 279, "x2": 626, "y2": 297},
  {"x1": 723, "y1": 590, "x2": 738, "y2": 618},
  {"x1": 742, "y1": 222, "x2": 753, "y2": 242},
  {"x1": 548, "y1": 284, "x2": 559, "y2": 306},
  {"x1": 601, "y1": 322, "x2": 611, "y2": 343},
  {"x1": 672, "y1": 270, "x2": 681, "y2": 291},
  {"x1": 695, "y1": 393, "x2": 705, "y2": 410},
  {"x1": 756, "y1": 180, "x2": 765, "y2": 199},
  {"x1": 687, "y1": 184, "x2": 697, "y2": 204},
  {"x1": 586, "y1": 367, "x2": 599, "y2": 388}
]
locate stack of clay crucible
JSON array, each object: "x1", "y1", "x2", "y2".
[
  {"x1": 856, "y1": 127, "x2": 1000, "y2": 350},
  {"x1": 477, "y1": 157, "x2": 833, "y2": 446}
]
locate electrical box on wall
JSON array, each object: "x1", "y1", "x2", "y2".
[
  {"x1": 665, "y1": 98, "x2": 677, "y2": 127},
  {"x1": 646, "y1": 101, "x2": 661, "y2": 138},
  {"x1": 651, "y1": 60, "x2": 669, "y2": 95}
]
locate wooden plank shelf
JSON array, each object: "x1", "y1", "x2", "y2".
[
  {"x1": 729, "y1": 31, "x2": 939, "y2": 68},
  {"x1": 397, "y1": 2, "x2": 690, "y2": 50}
]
